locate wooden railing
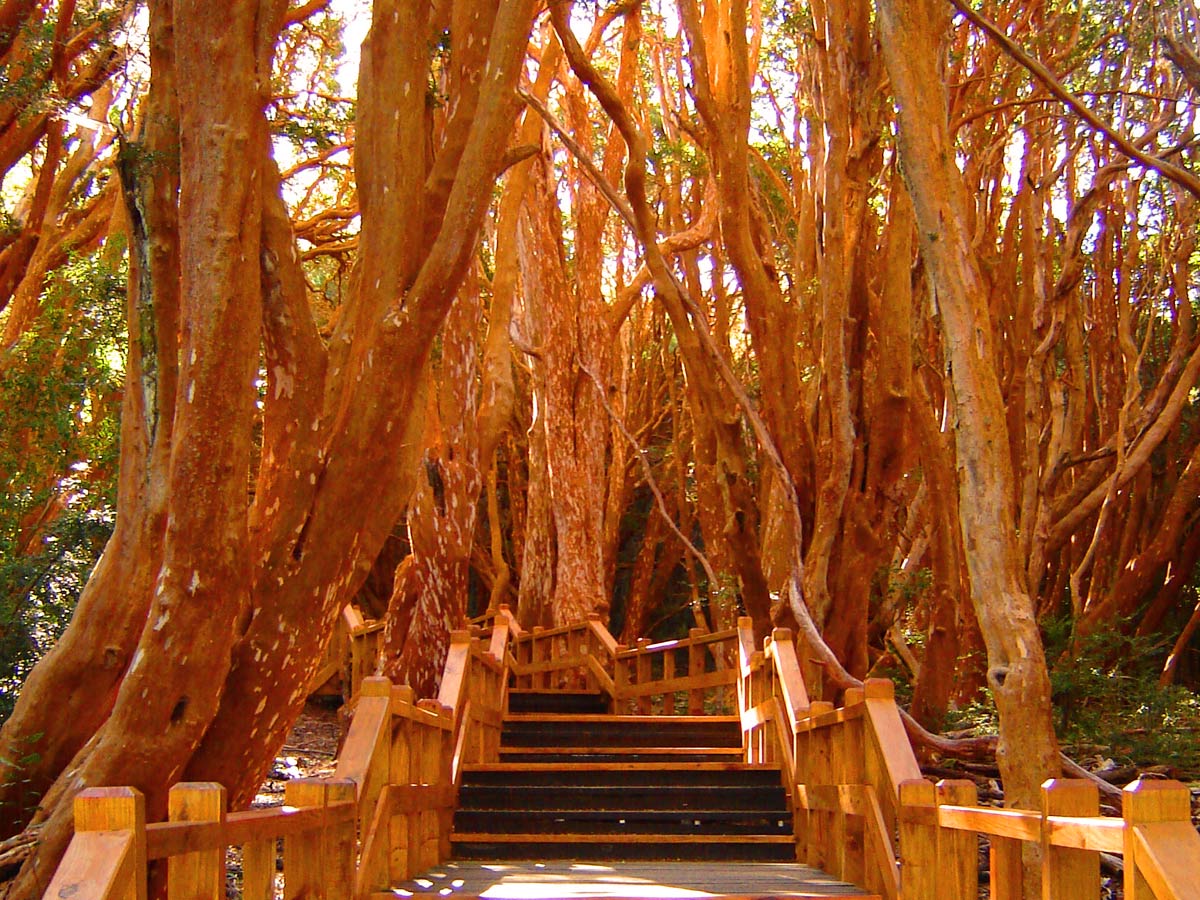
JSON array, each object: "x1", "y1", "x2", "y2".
[
  {"x1": 306, "y1": 604, "x2": 385, "y2": 702},
  {"x1": 611, "y1": 629, "x2": 735, "y2": 715},
  {"x1": 738, "y1": 617, "x2": 1200, "y2": 900},
  {"x1": 506, "y1": 613, "x2": 737, "y2": 715},
  {"x1": 45, "y1": 614, "x2": 516, "y2": 900}
]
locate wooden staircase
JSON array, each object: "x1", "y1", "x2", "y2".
[
  {"x1": 451, "y1": 688, "x2": 796, "y2": 862},
  {"x1": 45, "y1": 610, "x2": 1200, "y2": 900}
]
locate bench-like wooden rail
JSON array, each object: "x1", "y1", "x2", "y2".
[{"x1": 737, "y1": 617, "x2": 1200, "y2": 900}]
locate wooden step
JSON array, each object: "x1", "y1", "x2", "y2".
[
  {"x1": 507, "y1": 689, "x2": 609, "y2": 715},
  {"x1": 459, "y1": 763, "x2": 784, "y2": 788},
  {"x1": 384, "y1": 859, "x2": 881, "y2": 899},
  {"x1": 498, "y1": 745, "x2": 745, "y2": 763},
  {"x1": 503, "y1": 714, "x2": 739, "y2": 724},
  {"x1": 456, "y1": 783, "x2": 790, "y2": 812},
  {"x1": 450, "y1": 832, "x2": 798, "y2": 862},
  {"x1": 464, "y1": 761, "x2": 773, "y2": 771},
  {"x1": 451, "y1": 832, "x2": 796, "y2": 845},
  {"x1": 501, "y1": 715, "x2": 741, "y2": 749},
  {"x1": 453, "y1": 807, "x2": 793, "y2": 835}
]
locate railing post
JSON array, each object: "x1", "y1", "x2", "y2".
[
  {"x1": 68, "y1": 786, "x2": 147, "y2": 900},
  {"x1": 636, "y1": 638, "x2": 652, "y2": 714},
  {"x1": 899, "y1": 779, "x2": 937, "y2": 900},
  {"x1": 390, "y1": 685, "x2": 416, "y2": 882},
  {"x1": 1123, "y1": 778, "x2": 1193, "y2": 900},
  {"x1": 936, "y1": 780, "x2": 977, "y2": 900},
  {"x1": 167, "y1": 783, "x2": 226, "y2": 900},
  {"x1": 1041, "y1": 779, "x2": 1098, "y2": 900},
  {"x1": 283, "y1": 778, "x2": 355, "y2": 900},
  {"x1": 531, "y1": 626, "x2": 547, "y2": 689},
  {"x1": 836, "y1": 688, "x2": 866, "y2": 887},
  {"x1": 805, "y1": 700, "x2": 835, "y2": 871},
  {"x1": 688, "y1": 627, "x2": 704, "y2": 713}
]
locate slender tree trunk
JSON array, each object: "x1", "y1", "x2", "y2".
[{"x1": 877, "y1": 0, "x2": 1060, "y2": 832}]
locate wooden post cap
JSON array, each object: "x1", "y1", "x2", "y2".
[
  {"x1": 863, "y1": 678, "x2": 895, "y2": 699},
  {"x1": 360, "y1": 676, "x2": 392, "y2": 697}
]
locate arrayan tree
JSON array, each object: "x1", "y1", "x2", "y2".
[
  {"x1": 0, "y1": 0, "x2": 537, "y2": 889},
  {"x1": 6, "y1": 0, "x2": 1200, "y2": 891}
]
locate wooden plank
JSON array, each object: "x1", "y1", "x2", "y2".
[
  {"x1": 435, "y1": 633, "x2": 472, "y2": 711},
  {"x1": 1133, "y1": 821, "x2": 1200, "y2": 900},
  {"x1": 933, "y1": 805, "x2": 1040, "y2": 841},
  {"x1": 1124, "y1": 779, "x2": 1196, "y2": 900},
  {"x1": 1046, "y1": 814, "x2": 1124, "y2": 854},
  {"x1": 44, "y1": 832, "x2": 137, "y2": 900},
  {"x1": 620, "y1": 668, "x2": 737, "y2": 699},
  {"x1": 766, "y1": 629, "x2": 810, "y2": 729},
  {"x1": 498, "y1": 745, "x2": 744, "y2": 756},
  {"x1": 355, "y1": 785, "x2": 393, "y2": 897},
  {"x1": 989, "y1": 835, "x2": 1022, "y2": 900},
  {"x1": 449, "y1": 832, "x2": 796, "y2": 844},
  {"x1": 462, "y1": 762, "x2": 778, "y2": 772},
  {"x1": 332, "y1": 692, "x2": 390, "y2": 818},
  {"x1": 146, "y1": 802, "x2": 356, "y2": 858},
  {"x1": 240, "y1": 837, "x2": 275, "y2": 900},
  {"x1": 860, "y1": 785, "x2": 900, "y2": 900},
  {"x1": 167, "y1": 783, "x2": 225, "y2": 900},
  {"x1": 502, "y1": 713, "x2": 739, "y2": 724},
  {"x1": 58, "y1": 787, "x2": 146, "y2": 900}
]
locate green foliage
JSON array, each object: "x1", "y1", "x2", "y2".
[
  {"x1": 1046, "y1": 617, "x2": 1200, "y2": 775},
  {"x1": 0, "y1": 730, "x2": 43, "y2": 821},
  {"x1": 0, "y1": 249, "x2": 126, "y2": 724}
]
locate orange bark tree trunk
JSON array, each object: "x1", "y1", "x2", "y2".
[{"x1": 877, "y1": 0, "x2": 1061, "y2": 821}]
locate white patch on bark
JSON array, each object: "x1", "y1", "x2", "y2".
[
  {"x1": 188, "y1": 571, "x2": 200, "y2": 594},
  {"x1": 190, "y1": 349, "x2": 197, "y2": 364},
  {"x1": 273, "y1": 366, "x2": 295, "y2": 399},
  {"x1": 187, "y1": 381, "x2": 195, "y2": 403},
  {"x1": 153, "y1": 612, "x2": 169, "y2": 631}
]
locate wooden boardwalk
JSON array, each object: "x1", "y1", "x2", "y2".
[{"x1": 389, "y1": 860, "x2": 879, "y2": 898}]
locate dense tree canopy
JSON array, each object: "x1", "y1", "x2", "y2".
[{"x1": 3, "y1": 0, "x2": 1200, "y2": 891}]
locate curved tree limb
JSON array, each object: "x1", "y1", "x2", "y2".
[{"x1": 950, "y1": 0, "x2": 1200, "y2": 199}]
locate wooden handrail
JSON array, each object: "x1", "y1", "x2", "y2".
[{"x1": 45, "y1": 615, "x2": 1200, "y2": 900}]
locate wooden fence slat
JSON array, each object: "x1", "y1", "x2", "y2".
[
  {"x1": 167, "y1": 783, "x2": 225, "y2": 900},
  {"x1": 240, "y1": 837, "x2": 275, "y2": 900}
]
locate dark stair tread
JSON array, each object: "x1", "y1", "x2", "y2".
[
  {"x1": 453, "y1": 810, "x2": 792, "y2": 835},
  {"x1": 464, "y1": 761, "x2": 772, "y2": 770},
  {"x1": 450, "y1": 838, "x2": 798, "y2": 862},
  {"x1": 503, "y1": 714, "x2": 738, "y2": 723},
  {"x1": 451, "y1": 832, "x2": 795, "y2": 844}
]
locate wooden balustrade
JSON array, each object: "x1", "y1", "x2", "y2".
[
  {"x1": 43, "y1": 609, "x2": 1200, "y2": 900},
  {"x1": 44, "y1": 607, "x2": 518, "y2": 900},
  {"x1": 739, "y1": 617, "x2": 1200, "y2": 900},
  {"x1": 506, "y1": 614, "x2": 738, "y2": 714},
  {"x1": 611, "y1": 628, "x2": 737, "y2": 715}
]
